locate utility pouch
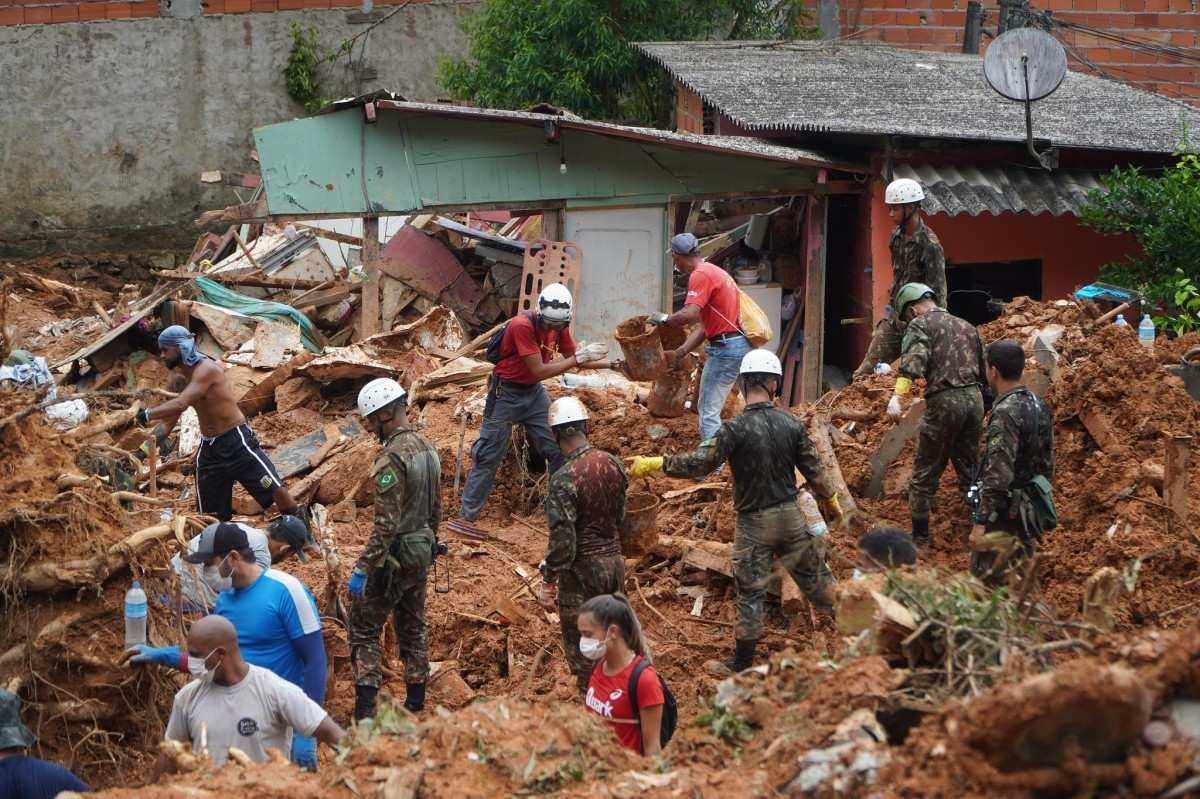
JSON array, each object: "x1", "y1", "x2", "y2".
[
  {"x1": 1027, "y1": 474, "x2": 1057, "y2": 532},
  {"x1": 385, "y1": 527, "x2": 435, "y2": 574}
]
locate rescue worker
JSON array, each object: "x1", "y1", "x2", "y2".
[
  {"x1": 970, "y1": 340, "x2": 1055, "y2": 583},
  {"x1": 348, "y1": 377, "x2": 442, "y2": 720},
  {"x1": 652, "y1": 232, "x2": 751, "y2": 441},
  {"x1": 136, "y1": 325, "x2": 307, "y2": 527},
  {"x1": 457, "y1": 283, "x2": 612, "y2": 522},
  {"x1": 886, "y1": 283, "x2": 987, "y2": 548},
  {"x1": 628, "y1": 349, "x2": 843, "y2": 673},
  {"x1": 854, "y1": 178, "x2": 948, "y2": 378},
  {"x1": 535, "y1": 397, "x2": 628, "y2": 691}
]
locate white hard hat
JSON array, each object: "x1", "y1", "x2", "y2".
[
  {"x1": 357, "y1": 377, "x2": 406, "y2": 417},
  {"x1": 537, "y1": 283, "x2": 573, "y2": 323},
  {"x1": 739, "y1": 348, "x2": 783, "y2": 377},
  {"x1": 548, "y1": 396, "x2": 589, "y2": 428},
  {"x1": 885, "y1": 178, "x2": 925, "y2": 205}
]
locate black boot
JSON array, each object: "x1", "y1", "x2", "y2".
[
  {"x1": 354, "y1": 685, "x2": 378, "y2": 722},
  {"x1": 912, "y1": 516, "x2": 930, "y2": 548},
  {"x1": 707, "y1": 638, "x2": 757, "y2": 675},
  {"x1": 404, "y1": 682, "x2": 426, "y2": 713}
]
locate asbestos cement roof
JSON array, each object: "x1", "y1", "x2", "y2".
[
  {"x1": 896, "y1": 163, "x2": 1106, "y2": 217},
  {"x1": 636, "y1": 40, "x2": 1199, "y2": 153}
]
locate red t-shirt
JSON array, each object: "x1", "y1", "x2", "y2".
[
  {"x1": 492, "y1": 313, "x2": 576, "y2": 385},
  {"x1": 685, "y1": 261, "x2": 741, "y2": 338},
  {"x1": 585, "y1": 656, "x2": 664, "y2": 755}
]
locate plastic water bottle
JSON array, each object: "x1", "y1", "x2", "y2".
[
  {"x1": 124, "y1": 580, "x2": 147, "y2": 648},
  {"x1": 1138, "y1": 315, "x2": 1155, "y2": 350},
  {"x1": 1114, "y1": 313, "x2": 1129, "y2": 328}
]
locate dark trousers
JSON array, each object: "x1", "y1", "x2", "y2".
[
  {"x1": 557, "y1": 554, "x2": 625, "y2": 691},
  {"x1": 348, "y1": 567, "x2": 429, "y2": 688},
  {"x1": 910, "y1": 386, "x2": 984, "y2": 520}
]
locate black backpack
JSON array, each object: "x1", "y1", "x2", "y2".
[
  {"x1": 628, "y1": 657, "x2": 678, "y2": 750},
  {"x1": 484, "y1": 312, "x2": 534, "y2": 364}
]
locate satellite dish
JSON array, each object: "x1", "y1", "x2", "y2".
[
  {"x1": 982, "y1": 27, "x2": 1067, "y2": 170},
  {"x1": 984, "y1": 28, "x2": 1068, "y2": 101}
]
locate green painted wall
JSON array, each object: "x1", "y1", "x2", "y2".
[{"x1": 254, "y1": 109, "x2": 822, "y2": 217}]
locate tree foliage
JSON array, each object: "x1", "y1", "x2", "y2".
[{"x1": 438, "y1": 0, "x2": 814, "y2": 126}]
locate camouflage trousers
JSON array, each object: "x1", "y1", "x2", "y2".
[
  {"x1": 969, "y1": 514, "x2": 1036, "y2": 587},
  {"x1": 557, "y1": 554, "x2": 625, "y2": 691},
  {"x1": 911, "y1": 386, "x2": 983, "y2": 520},
  {"x1": 349, "y1": 567, "x2": 429, "y2": 688},
  {"x1": 733, "y1": 500, "x2": 833, "y2": 642},
  {"x1": 854, "y1": 315, "x2": 904, "y2": 377}
]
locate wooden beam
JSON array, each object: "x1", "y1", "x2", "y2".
[
  {"x1": 800, "y1": 196, "x2": 828, "y2": 403},
  {"x1": 1165, "y1": 435, "x2": 1191, "y2": 535},
  {"x1": 864, "y1": 398, "x2": 926, "y2": 499},
  {"x1": 152, "y1": 270, "x2": 337, "y2": 291},
  {"x1": 361, "y1": 217, "x2": 381, "y2": 338},
  {"x1": 294, "y1": 224, "x2": 364, "y2": 247}
]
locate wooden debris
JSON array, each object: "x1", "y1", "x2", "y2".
[
  {"x1": 863, "y1": 399, "x2": 925, "y2": 499},
  {"x1": 492, "y1": 593, "x2": 530, "y2": 625},
  {"x1": 805, "y1": 412, "x2": 859, "y2": 516},
  {"x1": 14, "y1": 523, "x2": 173, "y2": 593},
  {"x1": 1165, "y1": 435, "x2": 1191, "y2": 535}
]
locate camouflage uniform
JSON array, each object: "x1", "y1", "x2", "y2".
[
  {"x1": 544, "y1": 444, "x2": 627, "y2": 690},
  {"x1": 970, "y1": 386, "x2": 1054, "y2": 579},
  {"x1": 349, "y1": 426, "x2": 442, "y2": 688},
  {"x1": 664, "y1": 402, "x2": 838, "y2": 642},
  {"x1": 901, "y1": 308, "x2": 986, "y2": 523},
  {"x1": 855, "y1": 221, "x2": 948, "y2": 376}
]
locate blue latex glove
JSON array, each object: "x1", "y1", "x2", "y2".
[
  {"x1": 125, "y1": 644, "x2": 181, "y2": 668},
  {"x1": 348, "y1": 569, "x2": 368, "y2": 598},
  {"x1": 291, "y1": 734, "x2": 318, "y2": 771}
]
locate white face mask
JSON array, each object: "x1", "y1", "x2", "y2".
[
  {"x1": 187, "y1": 649, "x2": 220, "y2": 683},
  {"x1": 578, "y1": 635, "x2": 607, "y2": 661}
]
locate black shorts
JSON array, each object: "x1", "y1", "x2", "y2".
[{"x1": 195, "y1": 423, "x2": 282, "y2": 520}]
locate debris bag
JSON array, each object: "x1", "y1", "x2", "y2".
[
  {"x1": 44, "y1": 399, "x2": 89, "y2": 430},
  {"x1": 193, "y1": 277, "x2": 323, "y2": 353}
]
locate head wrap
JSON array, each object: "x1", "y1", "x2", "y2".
[{"x1": 157, "y1": 325, "x2": 204, "y2": 366}]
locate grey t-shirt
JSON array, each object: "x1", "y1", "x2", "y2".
[
  {"x1": 170, "y1": 523, "x2": 271, "y2": 611},
  {"x1": 165, "y1": 664, "x2": 326, "y2": 766}
]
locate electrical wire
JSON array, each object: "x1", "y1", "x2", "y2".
[{"x1": 1020, "y1": 5, "x2": 1200, "y2": 66}]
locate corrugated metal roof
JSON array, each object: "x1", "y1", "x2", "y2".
[
  {"x1": 895, "y1": 164, "x2": 1106, "y2": 217},
  {"x1": 636, "y1": 40, "x2": 1199, "y2": 154}
]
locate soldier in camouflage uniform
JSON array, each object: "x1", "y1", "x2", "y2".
[
  {"x1": 536, "y1": 397, "x2": 628, "y2": 691},
  {"x1": 347, "y1": 378, "x2": 442, "y2": 720},
  {"x1": 630, "y1": 349, "x2": 843, "y2": 674},
  {"x1": 886, "y1": 283, "x2": 986, "y2": 548},
  {"x1": 970, "y1": 340, "x2": 1055, "y2": 583},
  {"x1": 855, "y1": 178, "x2": 948, "y2": 378}
]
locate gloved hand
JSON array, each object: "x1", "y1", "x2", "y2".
[
  {"x1": 886, "y1": 394, "x2": 904, "y2": 420},
  {"x1": 648, "y1": 312, "x2": 669, "y2": 326},
  {"x1": 628, "y1": 455, "x2": 664, "y2": 479},
  {"x1": 135, "y1": 408, "x2": 152, "y2": 427},
  {"x1": 122, "y1": 645, "x2": 180, "y2": 669},
  {"x1": 291, "y1": 734, "x2": 318, "y2": 771},
  {"x1": 819, "y1": 493, "x2": 844, "y2": 523},
  {"x1": 536, "y1": 581, "x2": 557, "y2": 612},
  {"x1": 574, "y1": 342, "x2": 610, "y2": 364},
  {"x1": 348, "y1": 569, "x2": 368, "y2": 598}
]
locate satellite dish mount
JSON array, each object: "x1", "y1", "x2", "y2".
[{"x1": 983, "y1": 27, "x2": 1068, "y2": 171}]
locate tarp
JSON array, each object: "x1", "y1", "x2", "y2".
[{"x1": 194, "y1": 277, "x2": 323, "y2": 353}]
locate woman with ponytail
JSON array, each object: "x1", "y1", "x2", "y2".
[{"x1": 577, "y1": 593, "x2": 664, "y2": 756}]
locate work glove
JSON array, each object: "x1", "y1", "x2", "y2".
[
  {"x1": 123, "y1": 645, "x2": 180, "y2": 669},
  {"x1": 648, "y1": 312, "x2": 669, "y2": 326},
  {"x1": 574, "y1": 342, "x2": 610, "y2": 364},
  {"x1": 819, "y1": 493, "x2": 844, "y2": 524},
  {"x1": 291, "y1": 734, "x2": 318, "y2": 771},
  {"x1": 886, "y1": 394, "x2": 904, "y2": 420},
  {"x1": 135, "y1": 408, "x2": 152, "y2": 427},
  {"x1": 536, "y1": 581, "x2": 558, "y2": 612},
  {"x1": 628, "y1": 455, "x2": 665, "y2": 480},
  {"x1": 347, "y1": 569, "x2": 368, "y2": 598}
]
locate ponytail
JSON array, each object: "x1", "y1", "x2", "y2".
[{"x1": 580, "y1": 593, "x2": 652, "y2": 662}]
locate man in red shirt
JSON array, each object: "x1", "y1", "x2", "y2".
[
  {"x1": 654, "y1": 233, "x2": 752, "y2": 441},
  {"x1": 458, "y1": 283, "x2": 614, "y2": 522}
]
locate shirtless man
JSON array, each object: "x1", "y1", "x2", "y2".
[{"x1": 137, "y1": 325, "x2": 306, "y2": 525}]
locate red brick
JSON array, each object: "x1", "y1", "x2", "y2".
[
  {"x1": 904, "y1": 0, "x2": 933, "y2": 6},
  {"x1": 276, "y1": 0, "x2": 302, "y2": 7},
  {"x1": 105, "y1": 1, "x2": 130, "y2": 15},
  {"x1": 22, "y1": 3, "x2": 49, "y2": 20},
  {"x1": 908, "y1": 26, "x2": 934, "y2": 42},
  {"x1": 1071, "y1": 0, "x2": 1098, "y2": 9},
  {"x1": 1045, "y1": 0, "x2": 1075, "y2": 8},
  {"x1": 202, "y1": 0, "x2": 223, "y2": 11},
  {"x1": 884, "y1": 0, "x2": 906, "y2": 8},
  {"x1": 0, "y1": 5, "x2": 22, "y2": 21},
  {"x1": 1168, "y1": 0, "x2": 1191, "y2": 9},
  {"x1": 50, "y1": 3, "x2": 77, "y2": 19},
  {"x1": 1162, "y1": 11, "x2": 1200, "y2": 27},
  {"x1": 931, "y1": 0, "x2": 957, "y2": 8},
  {"x1": 1121, "y1": 0, "x2": 1146, "y2": 7},
  {"x1": 250, "y1": 0, "x2": 273, "y2": 9},
  {"x1": 302, "y1": 0, "x2": 329, "y2": 7},
  {"x1": 1097, "y1": 0, "x2": 1121, "y2": 9},
  {"x1": 129, "y1": 1, "x2": 155, "y2": 16},
  {"x1": 1143, "y1": 0, "x2": 1169, "y2": 8},
  {"x1": 892, "y1": 9, "x2": 922, "y2": 23},
  {"x1": 1133, "y1": 11, "x2": 1159, "y2": 23},
  {"x1": 223, "y1": 0, "x2": 248, "y2": 10},
  {"x1": 929, "y1": 27, "x2": 961, "y2": 43},
  {"x1": 77, "y1": 1, "x2": 105, "y2": 17},
  {"x1": 930, "y1": 10, "x2": 964, "y2": 24},
  {"x1": 327, "y1": 0, "x2": 355, "y2": 6},
  {"x1": 1169, "y1": 31, "x2": 1195, "y2": 45}
]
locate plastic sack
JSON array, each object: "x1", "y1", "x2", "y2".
[{"x1": 738, "y1": 290, "x2": 773, "y2": 348}]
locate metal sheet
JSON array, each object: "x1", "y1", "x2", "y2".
[{"x1": 894, "y1": 163, "x2": 1106, "y2": 217}]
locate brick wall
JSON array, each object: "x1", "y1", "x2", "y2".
[
  {"x1": 838, "y1": 0, "x2": 1200, "y2": 104},
  {"x1": 0, "y1": 0, "x2": 429, "y2": 24}
]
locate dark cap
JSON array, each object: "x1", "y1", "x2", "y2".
[
  {"x1": 269, "y1": 514, "x2": 316, "y2": 563},
  {"x1": 183, "y1": 522, "x2": 250, "y2": 564}
]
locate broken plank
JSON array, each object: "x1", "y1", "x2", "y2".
[
  {"x1": 805, "y1": 412, "x2": 859, "y2": 517},
  {"x1": 1166, "y1": 435, "x2": 1192, "y2": 535},
  {"x1": 492, "y1": 593, "x2": 530, "y2": 625},
  {"x1": 308, "y1": 422, "x2": 344, "y2": 469},
  {"x1": 294, "y1": 224, "x2": 363, "y2": 247},
  {"x1": 270, "y1": 417, "x2": 365, "y2": 480},
  {"x1": 662, "y1": 482, "x2": 728, "y2": 501},
  {"x1": 863, "y1": 398, "x2": 926, "y2": 500},
  {"x1": 1080, "y1": 408, "x2": 1123, "y2": 454},
  {"x1": 153, "y1": 270, "x2": 333, "y2": 291},
  {"x1": 292, "y1": 285, "x2": 351, "y2": 311}
]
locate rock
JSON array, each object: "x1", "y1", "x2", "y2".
[
  {"x1": 428, "y1": 663, "x2": 475, "y2": 709},
  {"x1": 1007, "y1": 313, "x2": 1030, "y2": 327},
  {"x1": 1142, "y1": 720, "x2": 1174, "y2": 748},
  {"x1": 647, "y1": 424, "x2": 670, "y2": 440},
  {"x1": 275, "y1": 376, "x2": 320, "y2": 414}
]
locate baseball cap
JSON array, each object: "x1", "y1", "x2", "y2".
[
  {"x1": 668, "y1": 233, "x2": 700, "y2": 256},
  {"x1": 183, "y1": 522, "x2": 250, "y2": 564},
  {"x1": 269, "y1": 514, "x2": 317, "y2": 563}
]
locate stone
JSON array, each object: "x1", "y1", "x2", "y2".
[{"x1": 275, "y1": 376, "x2": 320, "y2": 414}]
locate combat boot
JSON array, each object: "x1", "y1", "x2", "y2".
[
  {"x1": 705, "y1": 638, "x2": 757, "y2": 676},
  {"x1": 354, "y1": 685, "x2": 378, "y2": 722},
  {"x1": 911, "y1": 516, "x2": 930, "y2": 548},
  {"x1": 404, "y1": 682, "x2": 426, "y2": 713}
]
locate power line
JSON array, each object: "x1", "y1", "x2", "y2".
[{"x1": 1020, "y1": 6, "x2": 1200, "y2": 66}]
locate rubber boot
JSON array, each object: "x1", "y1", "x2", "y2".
[
  {"x1": 912, "y1": 516, "x2": 930, "y2": 548},
  {"x1": 354, "y1": 685, "x2": 378, "y2": 722},
  {"x1": 404, "y1": 682, "x2": 426, "y2": 713},
  {"x1": 706, "y1": 638, "x2": 757, "y2": 676}
]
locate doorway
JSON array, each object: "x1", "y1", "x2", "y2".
[{"x1": 947, "y1": 258, "x2": 1042, "y2": 325}]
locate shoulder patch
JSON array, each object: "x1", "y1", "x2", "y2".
[{"x1": 375, "y1": 466, "x2": 400, "y2": 492}]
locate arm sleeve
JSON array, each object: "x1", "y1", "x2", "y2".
[
  {"x1": 925, "y1": 240, "x2": 948, "y2": 308},
  {"x1": 357, "y1": 456, "x2": 406, "y2": 573},
  {"x1": 274, "y1": 677, "x2": 330, "y2": 737},
  {"x1": 291, "y1": 630, "x2": 328, "y2": 705},
  {"x1": 684, "y1": 270, "x2": 713, "y2": 309},
  {"x1": 978, "y1": 409, "x2": 1018, "y2": 523},
  {"x1": 899, "y1": 317, "x2": 930, "y2": 381},
  {"x1": 58, "y1": 765, "x2": 90, "y2": 792},
  {"x1": 794, "y1": 424, "x2": 837, "y2": 501},
  {"x1": 164, "y1": 695, "x2": 189, "y2": 742},
  {"x1": 664, "y1": 424, "x2": 733, "y2": 478},
  {"x1": 543, "y1": 476, "x2": 578, "y2": 577},
  {"x1": 636, "y1": 667, "x2": 665, "y2": 709}
]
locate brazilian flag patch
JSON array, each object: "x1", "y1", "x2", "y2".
[{"x1": 376, "y1": 466, "x2": 399, "y2": 492}]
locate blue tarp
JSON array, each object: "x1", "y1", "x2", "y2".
[{"x1": 194, "y1": 276, "x2": 323, "y2": 353}]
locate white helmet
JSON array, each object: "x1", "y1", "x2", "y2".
[
  {"x1": 548, "y1": 396, "x2": 589, "y2": 428},
  {"x1": 885, "y1": 177, "x2": 925, "y2": 205},
  {"x1": 357, "y1": 377, "x2": 406, "y2": 417},
  {"x1": 739, "y1": 348, "x2": 783, "y2": 377},
  {"x1": 537, "y1": 283, "x2": 573, "y2": 323}
]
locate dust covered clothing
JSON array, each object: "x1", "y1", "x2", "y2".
[
  {"x1": 544, "y1": 444, "x2": 628, "y2": 689},
  {"x1": 976, "y1": 387, "x2": 1054, "y2": 532},
  {"x1": 664, "y1": 402, "x2": 838, "y2": 640},
  {"x1": 195, "y1": 422, "x2": 283, "y2": 521},
  {"x1": 165, "y1": 664, "x2": 327, "y2": 766},
  {"x1": 349, "y1": 426, "x2": 442, "y2": 688},
  {"x1": 0, "y1": 756, "x2": 88, "y2": 799},
  {"x1": 900, "y1": 308, "x2": 986, "y2": 520}
]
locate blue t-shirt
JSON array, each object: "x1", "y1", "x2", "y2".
[
  {"x1": 213, "y1": 566, "x2": 321, "y2": 689},
  {"x1": 0, "y1": 755, "x2": 89, "y2": 798}
]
